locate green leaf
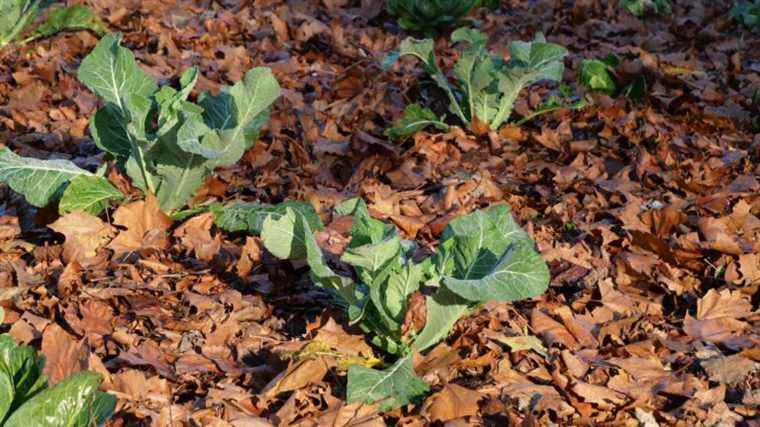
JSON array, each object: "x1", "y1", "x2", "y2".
[
  {"x1": 333, "y1": 197, "x2": 366, "y2": 217},
  {"x1": 0, "y1": 334, "x2": 48, "y2": 423},
  {"x1": 443, "y1": 240, "x2": 549, "y2": 302},
  {"x1": 0, "y1": 0, "x2": 41, "y2": 47},
  {"x1": 451, "y1": 28, "x2": 497, "y2": 125},
  {"x1": 0, "y1": 369, "x2": 12, "y2": 422},
  {"x1": 396, "y1": 32, "x2": 566, "y2": 132},
  {"x1": 24, "y1": 4, "x2": 106, "y2": 44},
  {"x1": 436, "y1": 205, "x2": 531, "y2": 274},
  {"x1": 387, "y1": 0, "x2": 478, "y2": 33},
  {"x1": 75, "y1": 391, "x2": 116, "y2": 427},
  {"x1": 147, "y1": 67, "x2": 280, "y2": 212},
  {"x1": 5, "y1": 371, "x2": 112, "y2": 427},
  {"x1": 0, "y1": 148, "x2": 91, "y2": 207},
  {"x1": 382, "y1": 260, "x2": 427, "y2": 326},
  {"x1": 731, "y1": 1, "x2": 760, "y2": 28},
  {"x1": 198, "y1": 67, "x2": 281, "y2": 168},
  {"x1": 579, "y1": 59, "x2": 616, "y2": 94},
  {"x1": 88, "y1": 104, "x2": 132, "y2": 159},
  {"x1": 346, "y1": 354, "x2": 429, "y2": 411},
  {"x1": 150, "y1": 137, "x2": 209, "y2": 212},
  {"x1": 261, "y1": 208, "x2": 309, "y2": 260},
  {"x1": 213, "y1": 200, "x2": 323, "y2": 235},
  {"x1": 385, "y1": 103, "x2": 449, "y2": 140},
  {"x1": 341, "y1": 235, "x2": 401, "y2": 273},
  {"x1": 413, "y1": 286, "x2": 470, "y2": 352},
  {"x1": 398, "y1": 37, "x2": 469, "y2": 125},
  {"x1": 619, "y1": 0, "x2": 671, "y2": 16},
  {"x1": 435, "y1": 204, "x2": 549, "y2": 302},
  {"x1": 77, "y1": 33, "x2": 158, "y2": 112},
  {"x1": 490, "y1": 34, "x2": 567, "y2": 129},
  {"x1": 59, "y1": 174, "x2": 124, "y2": 215}
]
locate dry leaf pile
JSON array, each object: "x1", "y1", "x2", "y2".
[{"x1": 1, "y1": 0, "x2": 759, "y2": 425}]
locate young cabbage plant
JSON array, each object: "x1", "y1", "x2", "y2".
[
  {"x1": 386, "y1": 28, "x2": 568, "y2": 138},
  {"x1": 386, "y1": 0, "x2": 483, "y2": 35},
  {"x1": 0, "y1": 334, "x2": 115, "y2": 427},
  {"x1": 254, "y1": 199, "x2": 549, "y2": 410},
  {"x1": 0, "y1": 33, "x2": 281, "y2": 214},
  {"x1": 0, "y1": 1, "x2": 105, "y2": 48}
]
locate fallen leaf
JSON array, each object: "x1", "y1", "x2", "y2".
[
  {"x1": 262, "y1": 357, "x2": 329, "y2": 397},
  {"x1": 41, "y1": 323, "x2": 88, "y2": 385},
  {"x1": 174, "y1": 212, "x2": 221, "y2": 262},
  {"x1": 49, "y1": 211, "x2": 114, "y2": 263},
  {"x1": 108, "y1": 195, "x2": 172, "y2": 255},
  {"x1": 423, "y1": 383, "x2": 482, "y2": 422},
  {"x1": 531, "y1": 309, "x2": 579, "y2": 350},
  {"x1": 571, "y1": 381, "x2": 627, "y2": 408}
]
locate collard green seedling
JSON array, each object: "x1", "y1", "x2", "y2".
[
  {"x1": 0, "y1": 334, "x2": 115, "y2": 426},
  {"x1": 387, "y1": 0, "x2": 480, "y2": 34},
  {"x1": 619, "y1": 0, "x2": 671, "y2": 17},
  {"x1": 386, "y1": 29, "x2": 568, "y2": 137},
  {"x1": 0, "y1": 2, "x2": 105, "y2": 47},
  {"x1": 731, "y1": 1, "x2": 760, "y2": 28},
  {"x1": 255, "y1": 199, "x2": 549, "y2": 410},
  {"x1": 0, "y1": 33, "x2": 281, "y2": 214}
]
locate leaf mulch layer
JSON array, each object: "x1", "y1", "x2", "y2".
[{"x1": 1, "y1": 0, "x2": 759, "y2": 425}]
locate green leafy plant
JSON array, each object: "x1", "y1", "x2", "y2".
[
  {"x1": 384, "y1": 103, "x2": 449, "y2": 140},
  {"x1": 0, "y1": 334, "x2": 115, "y2": 426},
  {"x1": 619, "y1": 0, "x2": 671, "y2": 17},
  {"x1": 386, "y1": 28, "x2": 568, "y2": 138},
  {"x1": 255, "y1": 199, "x2": 549, "y2": 410},
  {"x1": 0, "y1": 33, "x2": 281, "y2": 214},
  {"x1": 731, "y1": 1, "x2": 760, "y2": 28},
  {"x1": 579, "y1": 58, "x2": 617, "y2": 94},
  {"x1": 211, "y1": 200, "x2": 324, "y2": 235},
  {"x1": 0, "y1": 1, "x2": 105, "y2": 48},
  {"x1": 386, "y1": 0, "x2": 496, "y2": 34}
]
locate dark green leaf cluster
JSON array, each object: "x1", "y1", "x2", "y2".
[
  {"x1": 731, "y1": 1, "x2": 760, "y2": 28},
  {"x1": 0, "y1": 334, "x2": 115, "y2": 426},
  {"x1": 387, "y1": 0, "x2": 479, "y2": 34}
]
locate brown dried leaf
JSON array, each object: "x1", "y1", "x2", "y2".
[
  {"x1": 108, "y1": 195, "x2": 172, "y2": 255},
  {"x1": 174, "y1": 212, "x2": 221, "y2": 262},
  {"x1": 262, "y1": 358, "x2": 329, "y2": 397},
  {"x1": 48, "y1": 211, "x2": 114, "y2": 263},
  {"x1": 41, "y1": 323, "x2": 88, "y2": 385},
  {"x1": 423, "y1": 383, "x2": 482, "y2": 422}
]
